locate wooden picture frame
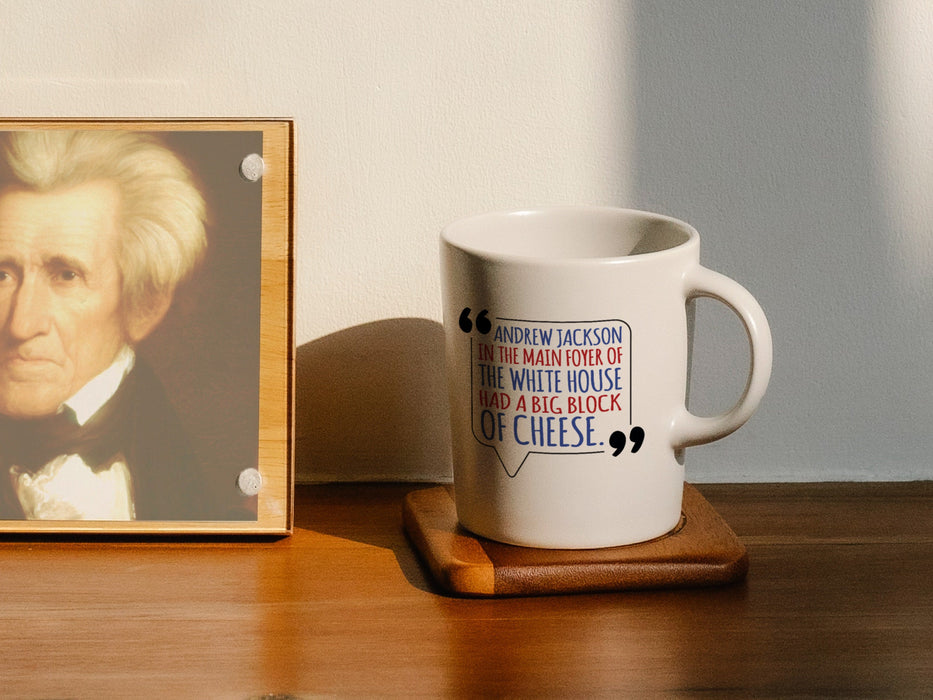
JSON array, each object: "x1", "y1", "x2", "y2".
[{"x1": 0, "y1": 120, "x2": 293, "y2": 535}]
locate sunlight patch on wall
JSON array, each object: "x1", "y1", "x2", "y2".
[{"x1": 871, "y1": 0, "x2": 933, "y2": 295}]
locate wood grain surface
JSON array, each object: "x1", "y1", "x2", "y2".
[{"x1": 0, "y1": 481, "x2": 929, "y2": 697}]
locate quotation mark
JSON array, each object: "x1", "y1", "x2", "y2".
[
  {"x1": 459, "y1": 307, "x2": 491, "y2": 334},
  {"x1": 609, "y1": 426, "x2": 645, "y2": 456}
]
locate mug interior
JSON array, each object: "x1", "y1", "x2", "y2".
[{"x1": 443, "y1": 207, "x2": 695, "y2": 261}]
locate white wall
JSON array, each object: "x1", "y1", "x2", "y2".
[{"x1": 2, "y1": 1, "x2": 930, "y2": 483}]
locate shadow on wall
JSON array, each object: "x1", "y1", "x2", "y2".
[
  {"x1": 628, "y1": 1, "x2": 933, "y2": 480},
  {"x1": 295, "y1": 318, "x2": 452, "y2": 483}
]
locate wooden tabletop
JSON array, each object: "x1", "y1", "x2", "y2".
[{"x1": 1, "y1": 481, "x2": 930, "y2": 698}]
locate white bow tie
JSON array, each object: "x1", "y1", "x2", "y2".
[{"x1": 12, "y1": 453, "x2": 135, "y2": 520}]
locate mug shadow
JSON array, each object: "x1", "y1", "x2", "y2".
[
  {"x1": 293, "y1": 482, "x2": 443, "y2": 595},
  {"x1": 294, "y1": 317, "x2": 452, "y2": 592}
]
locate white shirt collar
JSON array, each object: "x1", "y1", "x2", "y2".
[{"x1": 62, "y1": 346, "x2": 136, "y2": 426}]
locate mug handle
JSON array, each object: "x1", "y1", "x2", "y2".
[{"x1": 670, "y1": 265, "x2": 773, "y2": 449}]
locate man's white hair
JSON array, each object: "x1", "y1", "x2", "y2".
[{"x1": 0, "y1": 130, "x2": 207, "y2": 322}]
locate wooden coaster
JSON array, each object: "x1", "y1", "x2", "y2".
[{"x1": 403, "y1": 484, "x2": 748, "y2": 597}]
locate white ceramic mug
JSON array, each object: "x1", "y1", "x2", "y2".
[{"x1": 440, "y1": 207, "x2": 772, "y2": 548}]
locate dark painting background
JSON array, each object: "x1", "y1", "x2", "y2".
[{"x1": 139, "y1": 130, "x2": 263, "y2": 519}]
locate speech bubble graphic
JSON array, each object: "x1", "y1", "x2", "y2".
[{"x1": 467, "y1": 315, "x2": 635, "y2": 477}]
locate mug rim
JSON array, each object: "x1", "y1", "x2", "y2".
[{"x1": 441, "y1": 205, "x2": 699, "y2": 264}]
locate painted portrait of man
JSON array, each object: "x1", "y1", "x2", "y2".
[{"x1": 0, "y1": 129, "x2": 263, "y2": 522}]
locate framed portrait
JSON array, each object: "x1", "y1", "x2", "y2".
[{"x1": 0, "y1": 119, "x2": 293, "y2": 535}]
